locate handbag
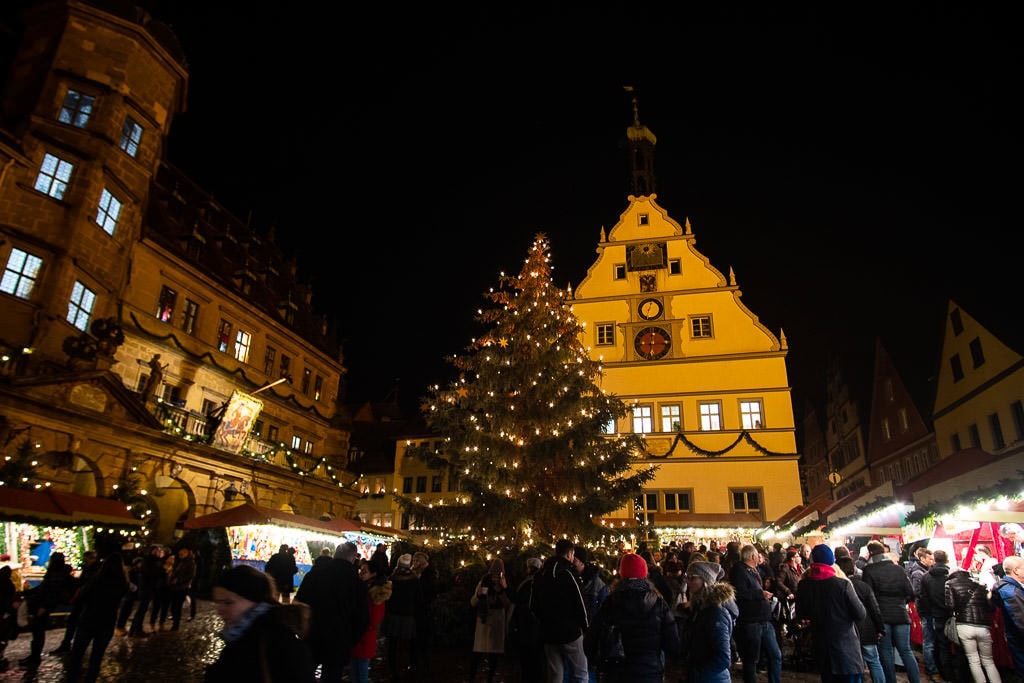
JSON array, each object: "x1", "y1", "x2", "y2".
[
  {"x1": 944, "y1": 615, "x2": 960, "y2": 645},
  {"x1": 597, "y1": 621, "x2": 626, "y2": 670}
]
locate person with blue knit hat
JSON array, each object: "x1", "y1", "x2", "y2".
[{"x1": 797, "y1": 544, "x2": 867, "y2": 683}]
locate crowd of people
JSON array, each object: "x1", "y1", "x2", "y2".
[{"x1": 0, "y1": 524, "x2": 1022, "y2": 683}]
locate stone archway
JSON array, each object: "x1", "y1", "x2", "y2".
[{"x1": 149, "y1": 475, "x2": 196, "y2": 545}]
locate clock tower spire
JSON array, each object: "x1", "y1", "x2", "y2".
[{"x1": 624, "y1": 86, "x2": 657, "y2": 197}]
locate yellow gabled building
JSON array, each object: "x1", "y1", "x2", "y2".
[{"x1": 568, "y1": 107, "x2": 803, "y2": 545}]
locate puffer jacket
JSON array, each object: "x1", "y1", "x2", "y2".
[
  {"x1": 583, "y1": 579, "x2": 680, "y2": 681},
  {"x1": 862, "y1": 555, "x2": 913, "y2": 624},
  {"x1": 944, "y1": 570, "x2": 993, "y2": 627},
  {"x1": 678, "y1": 582, "x2": 739, "y2": 683}
]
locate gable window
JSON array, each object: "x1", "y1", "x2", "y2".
[
  {"x1": 234, "y1": 329, "x2": 251, "y2": 363},
  {"x1": 881, "y1": 418, "x2": 891, "y2": 442},
  {"x1": 898, "y1": 408, "x2": 909, "y2": 433},
  {"x1": 698, "y1": 401, "x2": 722, "y2": 431},
  {"x1": 968, "y1": 424, "x2": 981, "y2": 449},
  {"x1": 35, "y1": 153, "x2": 74, "y2": 199},
  {"x1": 638, "y1": 213, "x2": 649, "y2": 225},
  {"x1": 66, "y1": 281, "x2": 95, "y2": 331},
  {"x1": 740, "y1": 400, "x2": 763, "y2": 430},
  {"x1": 669, "y1": 258, "x2": 681, "y2": 275},
  {"x1": 690, "y1": 315, "x2": 712, "y2": 338},
  {"x1": 96, "y1": 188, "x2": 122, "y2": 235},
  {"x1": 661, "y1": 404, "x2": 681, "y2": 432},
  {"x1": 731, "y1": 488, "x2": 762, "y2": 516},
  {"x1": 884, "y1": 379, "x2": 894, "y2": 402},
  {"x1": 156, "y1": 285, "x2": 176, "y2": 323},
  {"x1": 1012, "y1": 401, "x2": 1024, "y2": 442},
  {"x1": 631, "y1": 405, "x2": 654, "y2": 434},
  {"x1": 950, "y1": 432, "x2": 961, "y2": 452},
  {"x1": 2, "y1": 248, "x2": 43, "y2": 299},
  {"x1": 120, "y1": 117, "x2": 143, "y2": 158},
  {"x1": 663, "y1": 490, "x2": 692, "y2": 512},
  {"x1": 58, "y1": 89, "x2": 94, "y2": 128},
  {"x1": 264, "y1": 346, "x2": 276, "y2": 375},
  {"x1": 969, "y1": 337, "x2": 985, "y2": 368},
  {"x1": 990, "y1": 413, "x2": 1005, "y2": 450},
  {"x1": 613, "y1": 264, "x2": 626, "y2": 280},
  {"x1": 596, "y1": 323, "x2": 615, "y2": 346},
  {"x1": 182, "y1": 299, "x2": 199, "y2": 334},
  {"x1": 314, "y1": 375, "x2": 324, "y2": 401},
  {"x1": 949, "y1": 354, "x2": 964, "y2": 382},
  {"x1": 217, "y1": 319, "x2": 232, "y2": 353},
  {"x1": 301, "y1": 368, "x2": 312, "y2": 395}
]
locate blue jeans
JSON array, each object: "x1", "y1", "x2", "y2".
[
  {"x1": 929, "y1": 617, "x2": 954, "y2": 682},
  {"x1": 878, "y1": 623, "x2": 921, "y2": 683},
  {"x1": 349, "y1": 657, "x2": 369, "y2": 683},
  {"x1": 735, "y1": 621, "x2": 782, "y2": 683},
  {"x1": 862, "y1": 643, "x2": 884, "y2": 683},
  {"x1": 919, "y1": 612, "x2": 936, "y2": 675}
]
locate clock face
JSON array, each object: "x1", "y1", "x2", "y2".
[
  {"x1": 634, "y1": 327, "x2": 671, "y2": 360},
  {"x1": 638, "y1": 298, "x2": 663, "y2": 321}
]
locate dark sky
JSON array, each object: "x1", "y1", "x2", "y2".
[{"x1": 155, "y1": 4, "x2": 1022, "y2": 416}]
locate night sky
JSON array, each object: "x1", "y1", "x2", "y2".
[{"x1": 153, "y1": 4, "x2": 1021, "y2": 417}]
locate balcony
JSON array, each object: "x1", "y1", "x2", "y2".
[{"x1": 153, "y1": 399, "x2": 277, "y2": 460}]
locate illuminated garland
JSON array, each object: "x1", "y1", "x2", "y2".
[
  {"x1": 244, "y1": 444, "x2": 358, "y2": 489},
  {"x1": 903, "y1": 473, "x2": 1024, "y2": 525},
  {"x1": 820, "y1": 496, "x2": 894, "y2": 535},
  {"x1": 643, "y1": 431, "x2": 798, "y2": 459}
]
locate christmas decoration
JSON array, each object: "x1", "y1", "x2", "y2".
[
  {"x1": 0, "y1": 438, "x2": 43, "y2": 489},
  {"x1": 395, "y1": 234, "x2": 656, "y2": 553}
]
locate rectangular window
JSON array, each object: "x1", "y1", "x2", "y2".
[
  {"x1": 96, "y1": 188, "x2": 122, "y2": 235},
  {"x1": 690, "y1": 315, "x2": 713, "y2": 338},
  {"x1": 602, "y1": 418, "x2": 616, "y2": 434},
  {"x1": 663, "y1": 490, "x2": 692, "y2": 512},
  {"x1": 950, "y1": 354, "x2": 964, "y2": 382},
  {"x1": 401, "y1": 512, "x2": 411, "y2": 530},
  {"x1": 303, "y1": 440, "x2": 314, "y2": 454},
  {"x1": 968, "y1": 424, "x2": 981, "y2": 449},
  {"x1": 217, "y1": 319, "x2": 232, "y2": 353},
  {"x1": 279, "y1": 354, "x2": 291, "y2": 379},
  {"x1": 416, "y1": 476, "x2": 427, "y2": 494},
  {"x1": 291, "y1": 435, "x2": 301, "y2": 449},
  {"x1": 699, "y1": 402, "x2": 722, "y2": 431},
  {"x1": 156, "y1": 285, "x2": 176, "y2": 322},
  {"x1": 881, "y1": 418, "x2": 891, "y2": 441},
  {"x1": 740, "y1": 400, "x2": 763, "y2": 430},
  {"x1": 969, "y1": 338, "x2": 986, "y2": 368},
  {"x1": 990, "y1": 413, "x2": 1005, "y2": 450},
  {"x1": 431, "y1": 475, "x2": 442, "y2": 493},
  {"x1": 632, "y1": 405, "x2": 654, "y2": 434},
  {"x1": 264, "y1": 346, "x2": 276, "y2": 375},
  {"x1": 596, "y1": 323, "x2": 615, "y2": 346},
  {"x1": 35, "y1": 152, "x2": 74, "y2": 199},
  {"x1": 66, "y1": 280, "x2": 95, "y2": 331},
  {"x1": 267, "y1": 425, "x2": 278, "y2": 442},
  {"x1": 252, "y1": 419, "x2": 263, "y2": 437},
  {"x1": 182, "y1": 299, "x2": 199, "y2": 334},
  {"x1": 301, "y1": 368, "x2": 312, "y2": 395},
  {"x1": 634, "y1": 493, "x2": 657, "y2": 525},
  {"x1": 1, "y1": 248, "x2": 43, "y2": 299},
  {"x1": 898, "y1": 408, "x2": 909, "y2": 433},
  {"x1": 669, "y1": 259, "x2": 681, "y2": 275},
  {"x1": 661, "y1": 404, "x2": 681, "y2": 432},
  {"x1": 374, "y1": 477, "x2": 387, "y2": 495},
  {"x1": 58, "y1": 89, "x2": 94, "y2": 128},
  {"x1": 1012, "y1": 401, "x2": 1024, "y2": 441},
  {"x1": 402, "y1": 477, "x2": 413, "y2": 494},
  {"x1": 234, "y1": 330, "x2": 251, "y2": 363},
  {"x1": 314, "y1": 375, "x2": 324, "y2": 401},
  {"x1": 613, "y1": 264, "x2": 626, "y2": 280},
  {"x1": 731, "y1": 488, "x2": 762, "y2": 515},
  {"x1": 950, "y1": 432, "x2": 961, "y2": 452},
  {"x1": 120, "y1": 117, "x2": 143, "y2": 158},
  {"x1": 638, "y1": 214, "x2": 649, "y2": 225}
]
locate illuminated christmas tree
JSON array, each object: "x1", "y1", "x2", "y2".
[
  {"x1": 396, "y1": 234, "x2": 656, "y2": 552},
  {"x1": 0, "y1": 438, "x2": 41, "y2": 489}
]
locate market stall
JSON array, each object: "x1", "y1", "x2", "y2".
[
  {"x1": 0, "y1": 487, "x2": 147, "y2": 588},
  {"x1": 184, "y1": 502, "x2": 404, "y2": 588}
]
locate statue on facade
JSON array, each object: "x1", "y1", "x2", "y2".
[{"x1": 142, "y1": 354, "x2": 167, "y2": 403}]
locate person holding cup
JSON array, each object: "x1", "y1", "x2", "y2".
[{"x1": 470, "y1": 559, "x2": 511, "y2": 682}]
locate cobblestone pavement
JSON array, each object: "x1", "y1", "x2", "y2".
[{"x1": 0, "y1": 600, "x2": 918, "y2": 682}]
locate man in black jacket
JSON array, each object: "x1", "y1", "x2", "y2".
[
  {"x1": 729, "y1": 544, "x2": 782, "y2": 683},
  {"x1": 920, "y1": 549, "x2": 957, "y2": 683},
  {"x1": 265, "y1": 544, "x2": 298, "y2": 604},
  {"x1": 530, "y1": 538, "x2": 588, "y2": 682},
  {"x1": 862, "y1": 540, "x2": 921, "y2": 683}
]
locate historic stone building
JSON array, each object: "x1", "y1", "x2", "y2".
[{"x1": 0, "y1": 0, "x2": 359, "y2": 545}]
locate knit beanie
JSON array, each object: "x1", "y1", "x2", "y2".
[
  {"x1": 688, "y1": 561, "x2": 723, "y2": 586},
  {"x1": 811, "y1": 544, "x2": 835, "y2": 566},
  {"x1": 397, "y1": 553, "x2": 413, "y2": 569},
  {"x1": 619, "y1": 552, "x2": 648, "y2": 579},
  {"x1": 217, "y1": 564, "x2": 272, "y2": 603}
]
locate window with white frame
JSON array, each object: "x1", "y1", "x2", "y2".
[
  {"x1": 156, "y1": 285, "x2": 176, "y2": 322},
  {"x1": 217, "y1": 319, "x2": 232, "y2": 353},
  {"x1": 661, "y1": 404, "x2": 682, "y2": 432},
  {"x1": 234, "y1": 330, "x2": 251, "y2": 363},
  {"x1": 663, "y1": 490, "x2": 692, "y2": 512},
  {"x1": 303, "y1": 439, "x2": 314, "y2": 454},
  {"x1": 182, "y1": 299, "x2": 199, "y2": 334},
  {"x1": 632, "y1": 405, "x2": 654, "y2": 434},
  {"x1": 2, "y1": 249, "x2": 43, "y2": 299},
  {"x1": 699, "y1": 401, "x2": 722, "y2": 431},
  {"x1": 740, "y1": 400, "x2": 763, "y2": 430},
  {"x1": 67, "y1": 281, "x2": 95, "y2": 331},
  {"x1": 120, "y1": 117, "x2": 143, "y2": 158},
  {"x1": 596, "y1": 323, "x2": 615, "y2": 346},
  {"x1": 291, "y1": 435, "x2": 301, "y2": 450},
  {"x1": 96, "y1": 188, "x2": 122, "y2": 235},
  {"x1": 634, "y1": 492, "x2": 658, "y2": 525},
  {"x1": 731, "y1": 488, "x2": 762, "y2": 515},
  {"x1": 601, "y1": 418, "x2": 616, "y2": 434},
  {"x1": 35, "y1": 153, "x2": 74, "y2": 199},
  {"x1": 690, "y1": 315, "x2": 712, "y2": 338},
  {"x1": 58, "y1": 89, "x2": 95, "y2": 128}
]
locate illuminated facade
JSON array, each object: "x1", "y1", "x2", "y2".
[{"x1": 0, "y1": 0, "x2": 359, "y2": 544}]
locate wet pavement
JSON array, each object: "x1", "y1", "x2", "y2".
[{"x1": 0, "y1": 599, "x2": 919, "y2": 682}]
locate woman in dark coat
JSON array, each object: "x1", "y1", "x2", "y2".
[
  {"x1": 675, "y1": 560, "x2": 738, "y2": 683},
  {"x1": 204, "y1": 564, "x2": 314, "y2": 683},
  {"x1": 20, "y1": 551, "x2": 76, "y2": 667},
  {"x1": 795, "y1": 546, "x2": 866, "y2": 683},
  {"x1": 66, "y1": 553, "x2": 128, "y2": 683},
  {"x1": 945, "y1": 568, "x2": 1002, "y2": 683},
  {"x1": 584, "y1": 553, "x2": 681, "y2": 683}
]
